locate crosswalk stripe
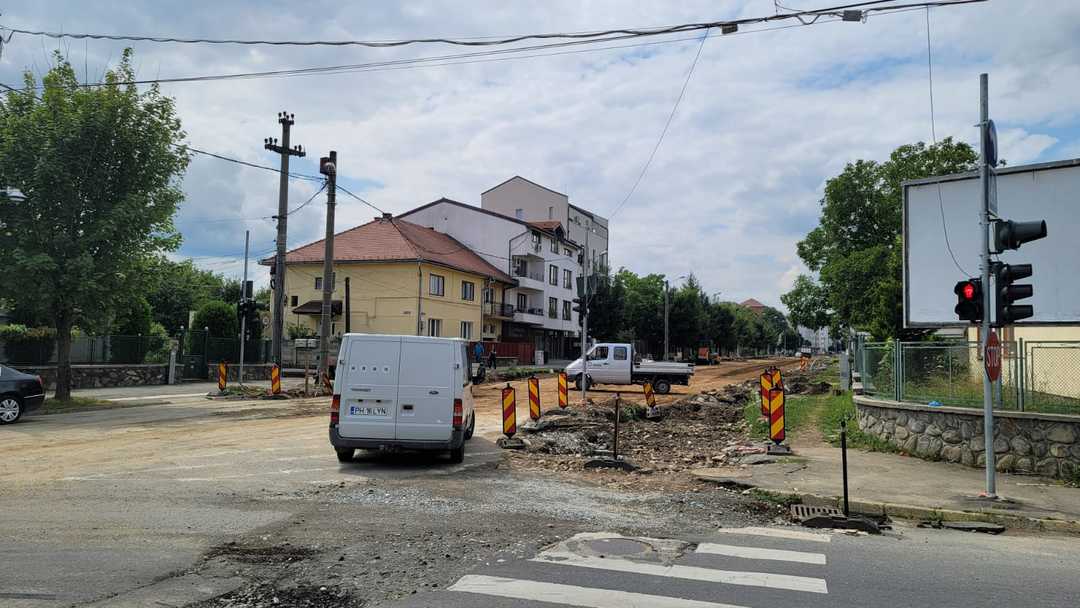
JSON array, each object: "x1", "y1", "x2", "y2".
[
  {"x1": 450, "y1": 575, "x2": 750, "y2": 608},
  {"x1": 532, "y1": 551, "x2": 828, "y2": 594},
  {"x1": 695, "y1": 542, "x2": 827, "y2": 565},
  {"x1": 715, "y1": 526, "x2": 832, "y2": 543}
]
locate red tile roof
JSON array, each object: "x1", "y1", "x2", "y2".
[
  {"x1": 263, "y1": 217, "x2": 514, "y2": 284},
  {"x1": 527, "y1": 220, "x2": 563, "y2": 232},
  {"x1": 740, "y1": 298, "x2": 766, "y2": 310}
]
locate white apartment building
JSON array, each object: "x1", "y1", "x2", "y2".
[
  {"x1": 481, "y1": 176, "x2": 610, "y2": 275},
  {"x1": 398, "y1": 198, "x2": 582, "y2": 359}
]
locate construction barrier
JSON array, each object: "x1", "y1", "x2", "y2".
[
  {"x1": 760, "y1": 367, "x2": 783, "y2": 416},
  {"x1": 800, "y1": 353, "x2": 811, "y2": 371},
  {"x1": 502, "y1": 384, "x2": 517, "y2": 438},
  {"x1": 270, "y1": 364, "x2": 282, "y2": 395},
  {"x1": 558, "y1": 372, "x2": 569, "y2": 408},
  {"x1": 217, "y1": 362, "x2": 227, "y2": 392},
  {"x1": 768, "y1": 387, "x2": 786, "y2": 444},
  {"x1": 322, "y1": 372, "x2": 333, "y2": 393},
  {"x1": 528, "y1": 376, "x2": 541, "y2": 421},
  {"x1": 644, "y1": 382, "x2": 659, "y2": 419}
]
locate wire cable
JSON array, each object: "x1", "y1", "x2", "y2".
[
  {"x1": 285, "y1": 181, "x2": 328, "y2": 215},
  {"x1": 337, "y1": 184, "x2": 386, "y2": 215},
  {"x1": 609, "y1": 29, "x2": 709, "y2": 220}
]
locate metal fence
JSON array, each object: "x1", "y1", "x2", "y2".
[
  {"x1": 0, "y1": 334, "x2": 172, "y2": 366},
  {"x1": 854, "y1": 338, "x2": 1080, "y2": 414}
]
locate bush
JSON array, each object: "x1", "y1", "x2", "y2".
[
  {"x1": 0, "y1": 324, "x2": 56, "y2": 364},
  {"x1": 192, "y1": 301, "x2": 238, "y2": 338},
  {"x1": 144, "y1": 322, "x2": 173, "y2": 364},
  {"x1": 288, "y1": 324, "x2": 316, "y2": 339}
]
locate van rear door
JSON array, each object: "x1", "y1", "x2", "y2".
[
  {"x1": 338, "y1": 335, "x2": 401, "y2": 440},
  {"x1": 397, "y1": 337, "x2": 453, "y2": 442}
]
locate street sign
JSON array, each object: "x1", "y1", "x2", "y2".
[{"x1": 984, "y1": 331, "x2": 1001, "y2": 382}]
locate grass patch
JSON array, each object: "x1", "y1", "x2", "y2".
[
  {"x1": 817, "y1": 392, "x2": 902, "y2": 454},
  {"x1": 742, "y1": 392, "x2": 822, "y2": 439},
  {"x1": 41, "y1": 396, "x2": 113, "y2": 414},
  {"x1": 497, "y1": 367, "x2": 556, "y2": 381}
]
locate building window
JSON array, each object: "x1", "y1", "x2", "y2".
[
  {"x1": 599, "y1": 252, "x2": 608, "y2": 270},
  {"x1": 548, "y1": 264, "x2": 558, "y2": 285},
  {"x1": 460, "y1": 321, "x2": 472, "y2": 340},
  {"x1": 563, "y1": 269, "x2": 572, "y2": 289},
  {"x1": 548, "y1": 205, "x2": 554, "y2": 219},
  {"x1": 290, "y1": 295, "x2": 298, "y2": 307},
  {"x1": 428, "y1": 318, "x2": 442, "y2": 337},
  {"x1": 314, "y1": 276, "x2": 322, "y2": 290},
  {"x1": 563, "y1": 300, "x2": 571, "y2": 321},
  {"x1": 517, "y1": 293, "x2": 527, "y2": 311},
  {"x1": 512, "y1": 256, "x2": 528, "y2": 277},
  {"x1": 483, "y1": 287, "x2": 493, "y2": 303},
  {"x1": 564, "y1": 247, "x2": 572, "y2": 257},
  {"x1": 461, "y1": 280, "x2": 475, "y2": 301},
  {"x1": 515, "y1": 208, "x2": 524, "y2": 219},
  {"x1": 548, "y1": 297, "x2": 558, "y2": 318},
  {"x1": 550, "y1": 238, "x2": 559, "y2": 253},
  {"x1": 429, "y1": 273, "x2": 445, "y2": 296}
]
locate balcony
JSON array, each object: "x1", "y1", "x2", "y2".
[
  {"x1": 513, "y1": 268, "x2": 547, "y2": 292},
  {"x1": 483, "y1": 302, "x2": 515, "y2": 319},
  {"x1": 513, "y1": 307, "x2": 546, "y2": 325}
]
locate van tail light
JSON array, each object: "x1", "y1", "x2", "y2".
[
  {"x1": 452, "y1": 398, "x2": 463, "y2": 429},
  {"x1": 330, "y1": 394, "x2": 341, "y2": 425}
]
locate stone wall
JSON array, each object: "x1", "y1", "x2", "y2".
[
  {"x1": 206, "y1": 363, "x2": 275, "y2": 382},
  {"x1": 855, "y1": 396, "x2": 1080, "y2": 480},
  {"x1": 23, "y1": 364, "x2": 170, "y2": 390}
]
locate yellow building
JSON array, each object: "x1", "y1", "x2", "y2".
[{"x1": 263, "y1": 213, "x2": 515, "y2": 340}]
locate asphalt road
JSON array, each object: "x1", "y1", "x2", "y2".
[{"x1": 3, "y1": 382, "x2": 1079, "y2": 607}]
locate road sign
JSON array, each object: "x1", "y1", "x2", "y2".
[{"x1": 984, "y1": 331, "x2": 1001, "y2": 382}]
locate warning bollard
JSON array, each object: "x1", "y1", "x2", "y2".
[
  {"x1": 558, "y1": 372, "x2": 569, "y2": 408},
  {"x1": 270, "y1": 364, "x2": 282, "y2": 395},
  {"x1": 322, "y1": 372, "x2": 333, "y2": 394},
  {"x1": 501, "y1": 383, "x2": 517, "y2": 438},
  {"x1": 528, "y1": 376, "x2": 541, "y2": 421},
  {"x1": 644, "y1": 382, "x2": 660, "y2": 419},
  {"x1": 217, "y1": 362, "x2": 227, "y2": 392},
  {"x1": 759, "y1": 370, "x2": 772, "y2": 416},
  {"x1": 767, "y1": 386, "x2": 791, "y2": 455}
]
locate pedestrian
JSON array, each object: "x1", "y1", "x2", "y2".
[
  {"x1": 488, "y1": 347, "x2": 497, "y2": 370},
  {"x1": 473, "y1": 341, "x2": 485, "y2": 365}
]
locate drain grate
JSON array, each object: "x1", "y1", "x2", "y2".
[{"x1": 791, "y1": 504, "x2": 842, "y2": 522}]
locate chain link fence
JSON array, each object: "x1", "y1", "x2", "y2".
[{"x1": 854, "y1": 338, "x2": 1080, "y2": 415}]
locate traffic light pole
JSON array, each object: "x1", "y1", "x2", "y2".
[
  {"x1": 238, "y1": 229, "x2": 250, "y2": 386},
  {"x1": 978, "y1": 73, "x2": 997, "y2": 498},
  {"x1": 581, "y1": 226, "x2": 589, "y2": 404}
]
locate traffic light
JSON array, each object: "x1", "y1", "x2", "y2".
[
  {"x1": 572, "y1": 297, "x2": 586, "y2": 326},
  {"x1": 994, "y1": 263, "x2": 1034, "y2": 325},
  {"x1": 993, "y1": 220, "x2": 1047, "y2": 252},
  {"x1": 954, "y1": 279, "x2": 983, "y2": 323}
]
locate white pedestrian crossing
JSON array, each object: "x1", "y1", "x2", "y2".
[{"x1": 446, "y1": 528, "x2": 833, "y2": 607}]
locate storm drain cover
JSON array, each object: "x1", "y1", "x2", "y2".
[{"x1": 791, "y1": 504, "x2": 842, "y2": 522}]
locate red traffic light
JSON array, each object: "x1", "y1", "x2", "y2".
[{"x1": 962, "y1": 282, "x2": 976, "y2": 300}]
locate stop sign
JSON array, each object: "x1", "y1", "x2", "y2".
[{"x1": 984, "y1": 331, "x2": 1002, "y2": 382}]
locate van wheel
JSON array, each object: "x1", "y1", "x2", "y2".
[
  {"x1": 335, "y1": 448, "x2": 355, "y2": 463},
  {"x1": 464, "y1": 412, "x2": 476, "y2": 440},
  {"x1": 449, "y1": 444, "x2": 465, "y2": 464},
  {"x1": 653, "y1": 378, "x2": 672, "y2": 394}
]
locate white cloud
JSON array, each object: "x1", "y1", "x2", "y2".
[{"x1": 3, "y1": 0, "x2": 1080, "y2": 305}]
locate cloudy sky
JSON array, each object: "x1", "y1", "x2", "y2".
[{"x1": 2, "y1": 0, "x2": 1078, "y2": 309}]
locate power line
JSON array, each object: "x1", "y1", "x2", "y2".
[
  {"x1": 337, "y1": 185, "x2": 385, "y2": 215},
  {"x1": 0, "y1": 2, "x2": 913, "y2": 49},
  {"x1": 285, "y1": 181, "x2": 328, "y2": 215},
  {"x1": 609, "y1": 29, "x2": 709, "y2": 220}
]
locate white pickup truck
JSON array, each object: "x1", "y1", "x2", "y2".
[{"x1": 564, "y1": 342, "x2": 694, "y2": 394}]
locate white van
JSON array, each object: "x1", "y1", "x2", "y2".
[{"x1": 329, "y1": 334, "x2": 477, "y2": 463}]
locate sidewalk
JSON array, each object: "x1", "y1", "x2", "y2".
[
  {"x1": 695, "y1": 445, "x2": 1080, "y2": 533},
  {"x1": 49, "y1": 379, "x2": 296, "y2": 401}
]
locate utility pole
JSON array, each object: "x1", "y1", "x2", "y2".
[
  {"x1": 978, "y1": 74, "x2": 996, "y2": 498},
  {"x1": 344, "y1": 276, "x2": 351, "y2": 333},
  {"x1": 663, "y1": 280, "x2": 670, "y2": 361},
  {"x1": 318, "y1": 151, "x2": 338, "y2": 378},
  {"x1": 264, "y1": 112, "x2": 305, "y2": 368},
  {"x1": 580, "y1": 226, "x2": 590, "y2": 403},
  {"x1": 238, "y1": 230, "x2": 250, "y2": 385}
]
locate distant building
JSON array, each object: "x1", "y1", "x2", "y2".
[
  {"x1": 740, "y1": 298, "x2": 767, "y2": 314},
  {"x1": 798, "y1": 326, "x2": 832, "y2": 353}
]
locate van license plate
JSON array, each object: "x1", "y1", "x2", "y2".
[{"x1": 349, "y1": 406, "x2": 388, "y2": 416}]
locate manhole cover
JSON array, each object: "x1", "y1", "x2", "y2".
[
  {"x1": 584, "y1": 538, "x2": 654, "y2": 557},
  {"x1": 791, "y1": 504, "x2": 842, "y2": 522}
]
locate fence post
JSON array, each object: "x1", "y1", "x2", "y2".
[
  {"x1": 893, "y1": 339, "x2": 901, "y2": 402},
  {"x1": 1017, "y1": 337, "x2": 1025, "y2": 411}
]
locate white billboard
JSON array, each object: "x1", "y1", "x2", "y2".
[{"x1": 903, "y1": 158, "x2": 1080, "y2": 327}]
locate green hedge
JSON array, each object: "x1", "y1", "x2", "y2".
[{"x1": 0, "y1": 324, "x2": 56, "y2": 364}]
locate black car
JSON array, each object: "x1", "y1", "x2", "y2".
[{"x1": 0, "y1": 364, "x2": 45, "y2": 424}]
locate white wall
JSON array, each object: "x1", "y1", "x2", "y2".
[{"x1": 482, "y1": 177, "x2": 568, "y2": 223}]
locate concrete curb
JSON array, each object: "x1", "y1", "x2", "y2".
[{"x1": 747, "y1": 485, "x2": 1080, "y2": 535}]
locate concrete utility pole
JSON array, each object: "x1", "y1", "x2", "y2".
[
  {"x1": 264, "y1": 112, "x2": 305, "y2": 368},
  {"x1": 663, "y1": 280, "x2": 670, "y2": 361},
  {"x1": 238, "y1": 230, "x2": 249, "y2": 385},
  {"x1": 318, "y1": 151, "x2": 338, "y2": 377},
  {"x1": 580, "y1": 226, "x2": 590, "y2": 403},
  {"x1": 978, "y1": 74, "x2": 997, "y2": 498}
]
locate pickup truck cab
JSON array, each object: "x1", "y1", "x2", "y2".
[
  {"x1": 564, "y1": 342, "x2": 694, "y2": 394},
  {"x1": 329, "y1": 334, "x2": 477, "y2": 464}
]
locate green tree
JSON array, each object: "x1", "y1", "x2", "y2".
[
  {"x1": 192, "y1": 300, "x2": 238, "y2": 338},
  {"x1": 112, "y1": 296, "x2": 153, "y2": 337},
  {"x1": 616, "y1": 270, "x2": 665, "y2": 355},
  {"x1": 792, "y1": 138, "x2": 977, "y2": 340},
  {"x1": 781, "y1": 275, "x2": 830, "y2": 331},
  {"x1": 144, "y1": 257, "x2": 229, "y2": 334},
  {"x1": 585, "y1": 268, "x2": 625, "y2": 341},
  {"x1": 0, "y1": 50, "x2": 189, "y2": 398},
  {"x1": 668, "y1": 275, "x2": 706, "y2": 352}
]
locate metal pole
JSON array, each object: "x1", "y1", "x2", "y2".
[
  {"x1": 344, "y1": 276, "x2": 351, "y2": 333},
  {"x1": 613, "y1": 392, "x2": 620, "y2": 460},
  {"x1": 239, "y1": 230, "x2": 249, "y2": 385},
  {"x1": 978, "y1": 73, "x2": 996, "y2": 498},
  {"x1": 581, "y1": 226, "x2": 589, "y2": 403},
  {"x1": 318, "y1": 151, "x2": 338, "y2": 378},
  {"x1": 663, "y1": 280, "x2": 670, "y2": 361},
  {"x1": 841, "y1": 418, "x2": 850, "y2": 517}
]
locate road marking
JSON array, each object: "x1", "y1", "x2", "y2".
[
  {"x1": 695, "y1": 543, "x2": 827, "y2": 565},
  {"x1": 715, "y1": 527, "x2": 832, "y2": 543},
  {"x1": 533, "y1": 551, "x2": 827, "y2": 594},
  {"x1": 450, "y1": 575, "x2": 749, "y2": 608}
]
